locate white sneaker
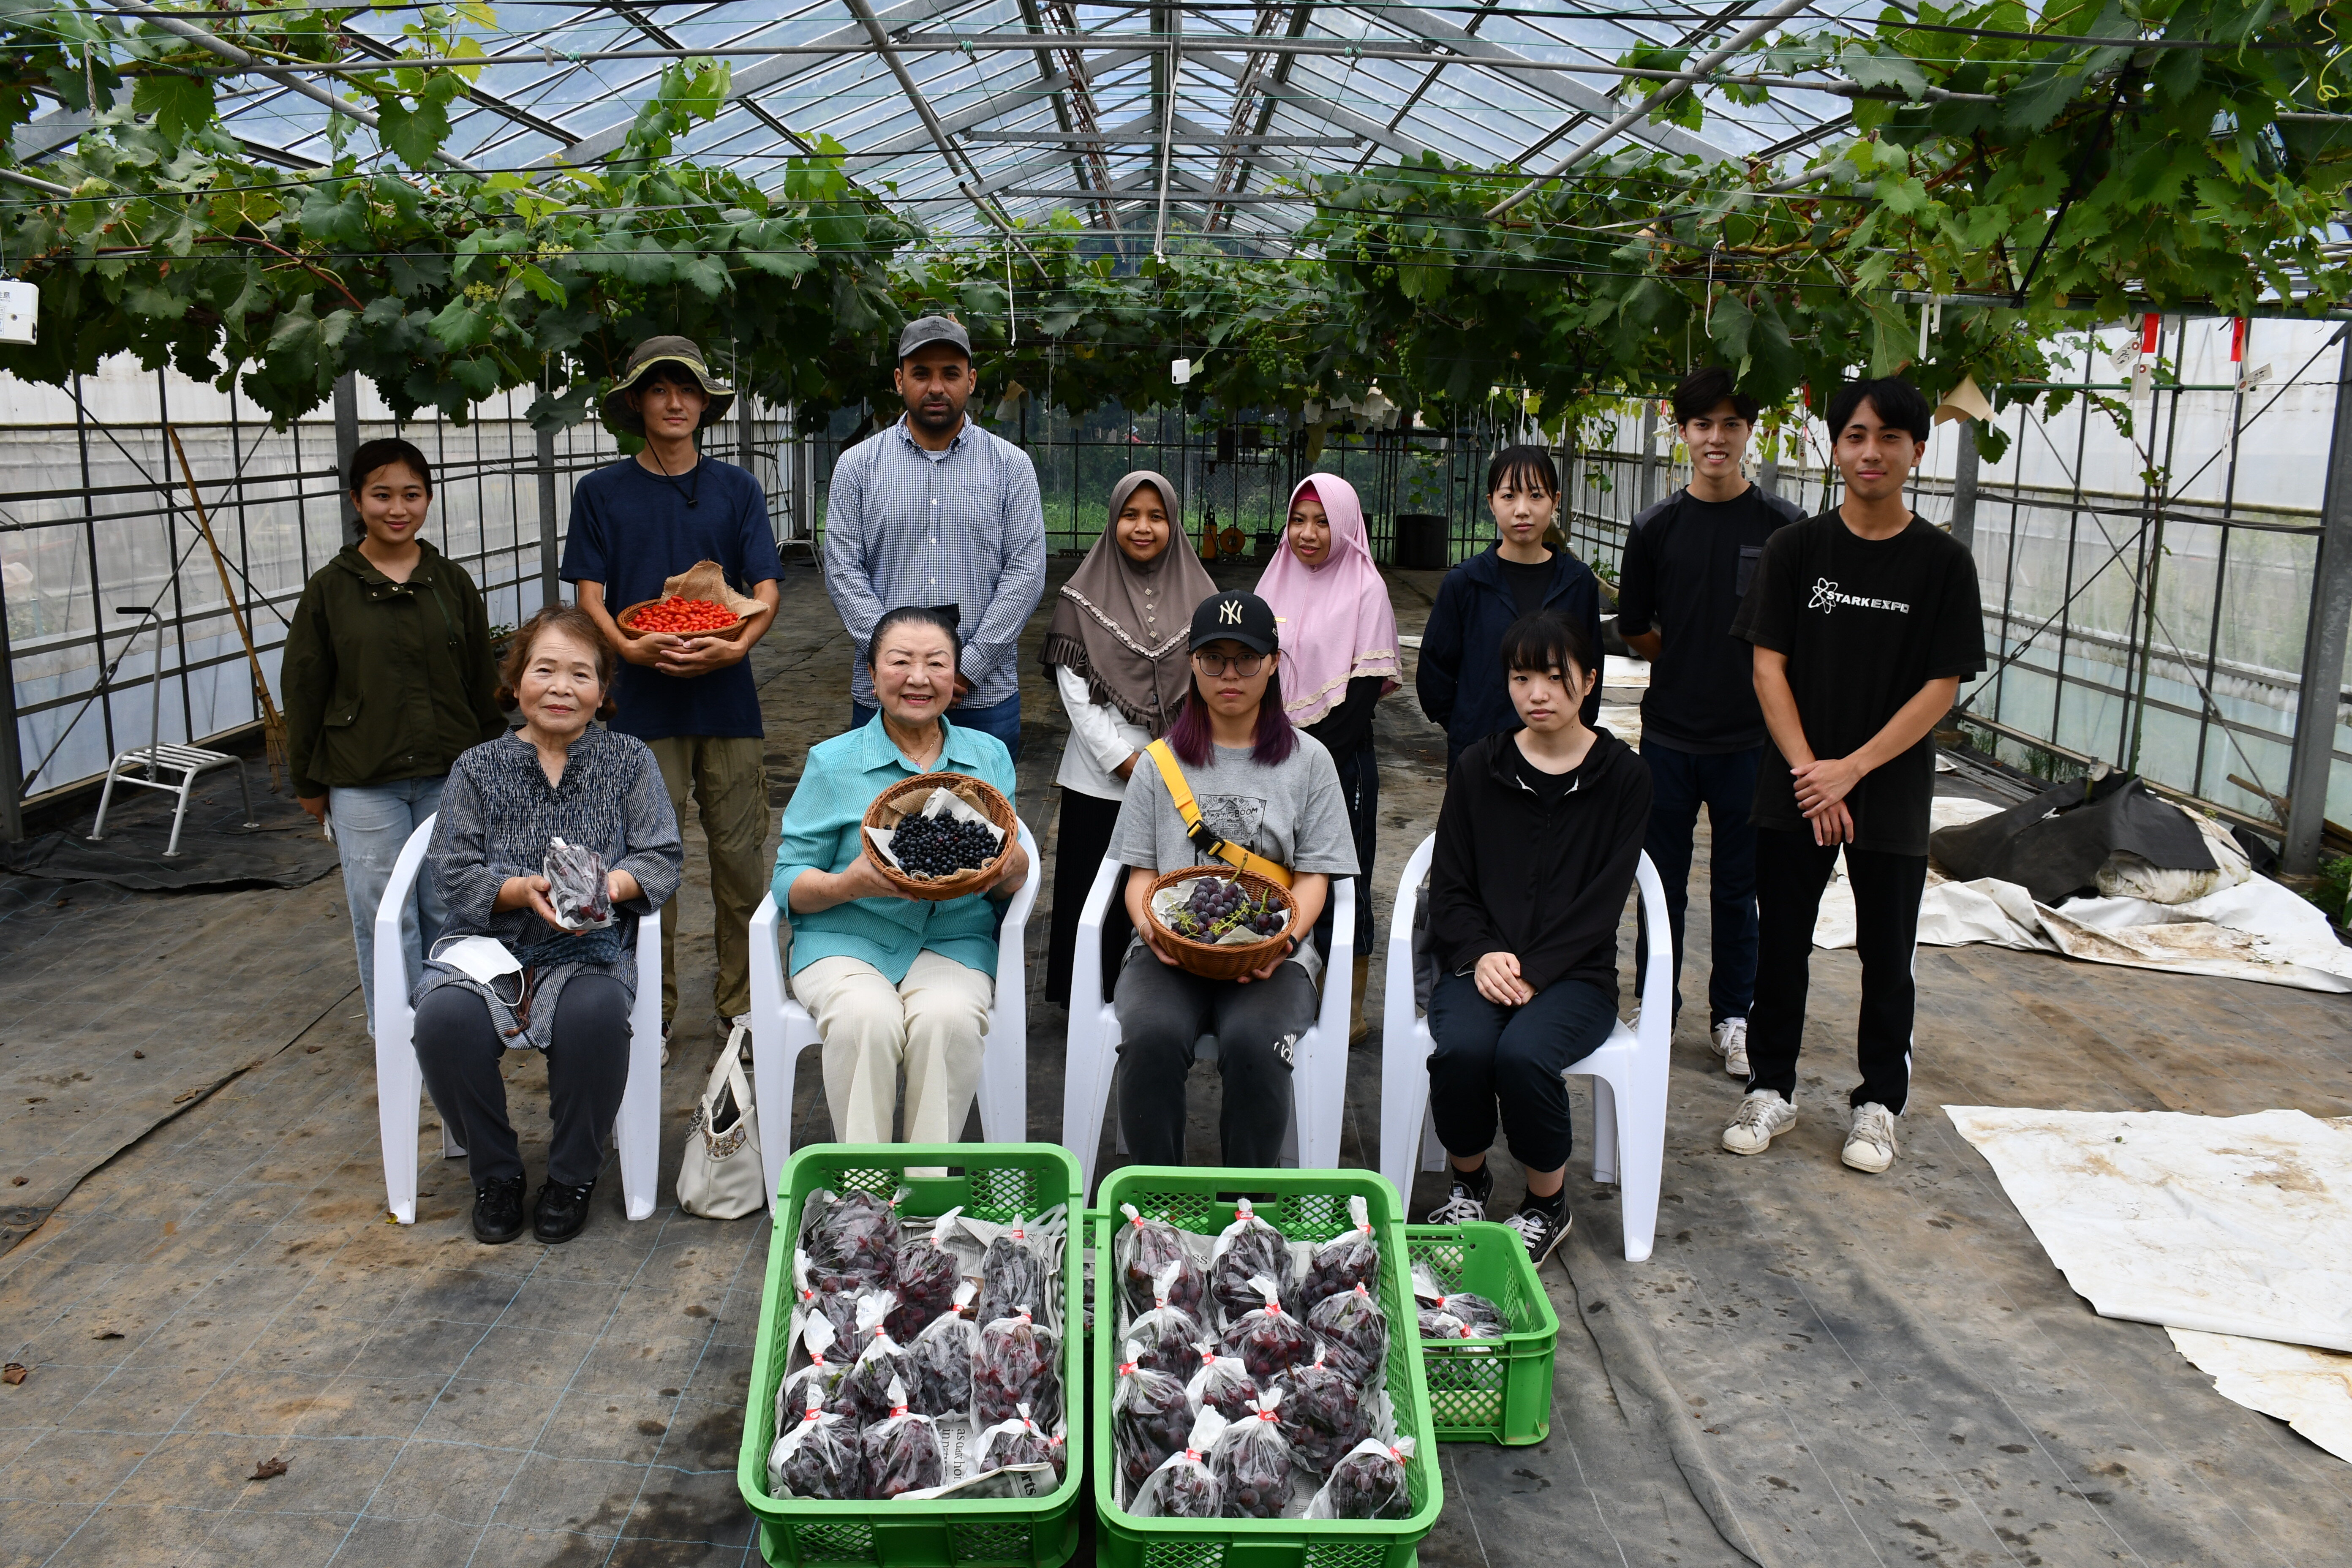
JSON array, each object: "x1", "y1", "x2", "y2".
[
  {"x1": 1721, "y1": 1089, "x2": 1796, "y2": 1155},
  {"x1": 1843, "y1": 1102, "x2": 1899, "y2": 1173},
  {"x1": 1710, "y1": 1017, "x2": 1750, "y2": 1078}
]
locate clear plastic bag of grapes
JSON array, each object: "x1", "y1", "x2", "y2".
[
  {"x1": 1184, "y1": 1340, "x2": 1263, "y2": 1423},
  {"x1": 1115, "y1": 1202, "x2": 1207, "y2": 1319},
  {"x1": 859, "y1": 1375, "x2": 945, "y2": 1500},
  {"x1": 778, "y1": 1312, "x2": 851, "y2": 1428},
  {"x1": 975, "y1": 1212, "x2": 1054, "y2": 1332},
  {"x1": 905, "y1": 1281, "x2": 978, "y2": 1419},
  {"x1": 1132, "y1": 1407, "x2": 1228, "y2": 1519},
  {"x1": 1409, "y1": 1260, "x2": 1506, "y2": 1340},
  {"x1": 799, "y1": 1186, "x2": 901, "y2": 1287},
  {"x1": 1125, "y1": 1260, "x2": 1206, "y2": 1383},
  {"x1": 1305, "y1": 1281, "x2": 1390, "y2": 1388},
  {"x1": 1279, "y1": 1342, "x2": 1371, "y2": 1475},
  {"x1": 973, "y1": 1400, "x2": 1060, "y2": 1479},
  {"x1": 1210, "y1": 1198, "x2": 1291, "y2": 1324},
  {"x1": 835, "y1": 1291, "x2": 915, "y2": 1426},
  {"x1": 885, "y1": 1205, "x2": 966, "y2": 1343},
  {"x1": 1305, "y1": 1436, "x2": 1416, "y2": 1520},
  {"x1": 542, "y1": 836, "x2": 612, "y2": 930},
  {"x1": 767, "y1": 1391, "x2": 860, "y2": 1500},
  {"x1": 1219, "y1": 1273, "x2": 1316, "y2": 1386},
  {"x1": 1113, "y1": 1338, "x2": 1195, "y2": 1498},
  {"x1": 792, "y1": 1248, "x2": 869, "y2": 1355},
  {"x1": 974, "y1": 1306, "x2": 1061, "y2": 1429},
  {"x1": 1210, "y1": 1389, "x2": 1297, "y2": 1519},
  {"x1": 1298, "y1": 1194, "x2": 1379, "y2": 1315}
]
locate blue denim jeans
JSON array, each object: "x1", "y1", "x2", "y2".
[
  {"x1": 851, "y1": 691, "x2": 1021, "y2": 761},
  {"x1": 1635, "y1": 740, "x2": 1761, "y2": 1026},
  {"x1": 330, "y1": 776, "x2": 448, "y2": 1035}
]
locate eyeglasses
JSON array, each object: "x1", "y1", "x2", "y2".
[{"x1": 1192, "y1": 651, "x2": 1266, "y2": 678}]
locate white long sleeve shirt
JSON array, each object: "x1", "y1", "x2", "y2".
[{"x1": 1054, "y1": 665, "x2": 1151, "y2": 800}]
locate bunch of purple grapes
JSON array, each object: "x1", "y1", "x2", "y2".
[{"x1": 1172, "y1": 877, "x2": 1283, "y2": 940}]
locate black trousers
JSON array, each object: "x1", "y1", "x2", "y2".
[
  {"x1": 1044, "y1": 789, "x2": 1131, "y2": 1009},
  {"x1": 1328, "y1": 742, "x2": 1378, "y2": 956},
  {"x1": 1426, "y1": 972, "x2": 1615, "y2": 1173},
  {"x1": 1112, "y1": 949, "x2": 1318, "y2": 1166},
  {"x1": 1745, "y1": 828, "x2": 1927, "y2": 1114},
  {"x1": 414, "y1": 975, "x2": 632, "y2": 1187}
]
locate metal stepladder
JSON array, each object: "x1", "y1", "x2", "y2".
[{"x1": 87, "y1": 605, "x2": 259, "y2": 858}]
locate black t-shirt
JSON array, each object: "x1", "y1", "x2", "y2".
[
  {"x1": 1615, "y1": 485, "x2": 1798, "y2": 753},
  {"x1": 1512, "y1": 740, "x2": 1579, "y2": 805},
  {"x1": 1731, "y1": 511, "x2": 1985, "y2": 855},
  {"x1": 1499, "y1": 555, "x2": 1553, "y2": 619}
]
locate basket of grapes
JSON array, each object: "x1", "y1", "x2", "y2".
[
  {"x1": 861, "y1": 772, "x2": 1018, "y2": 901},
  {"x1": 1143, "y1": 866, "x2": 1298, "y2": 980}
]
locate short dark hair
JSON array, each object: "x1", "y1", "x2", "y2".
[
  {"x1": 1486, "y1": 444, "x2": 1559, "y2": 498},
  {"x1": 1498, "y1": 610, "x2": 1597, "y2": 683},
  {"x1": 497, "y1": 604, "x2": 618, "y2": 720},
  {"x1": 868, "y1": 604, "x2": 962, "y2": 671},
  {"x1": 347, "y1": 437, "x2": 432, "y2": 496},
  {"x1": 633, "y1": 362, "x2": 708, "y2": 398},
  {"x1": 1825, "y1": 377, "x2": 1933, "y2": 443},
  {"x1": 1672, "y1": 365, "x2": 1759, "y2": 425}
]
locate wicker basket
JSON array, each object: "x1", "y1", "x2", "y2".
[
  {"x1": 1142, "y1": 864, "x2": 1298, "y2": 980},
  {"x1": 861, "y1": 771, "x2": 1018, "y2": 901},
  {"x1": 614, "y1": 596, "x2": 757, "y2": 643}
]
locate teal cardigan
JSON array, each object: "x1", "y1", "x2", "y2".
[{"x1": 772, "y1": 713, "x2": 1018, "y2": 984}]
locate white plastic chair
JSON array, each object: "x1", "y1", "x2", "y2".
[
  {"x1": 1377, "y1": 833, "x2": 1671, "y2": 1262},
  {"x1": 1060, "y1": 857, "x2": 1355, "y2": 1200},
  {"x1": 372, "y1": 814, "x2": 665, "y2": 1225},
  {"x1": 746, "y1": 819, "x2": 1042, "y2": 1210}
]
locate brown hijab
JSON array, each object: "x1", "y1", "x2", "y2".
[{"x1": 1041, "y1": 471, "x2": 1218, "y2": 734}]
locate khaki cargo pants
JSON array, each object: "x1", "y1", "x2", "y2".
[{"x1": 648, "y1": 734, "x2": 770, "y2": 1026}]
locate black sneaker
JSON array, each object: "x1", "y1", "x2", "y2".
[
  {"x1": 533, "y1": 1179, "x2": 597, "y2": 1244},
  {"x1": 471, "y1": 1175, "x2": 527, "y2": 1245},
  {"x1": 1503, "y1": 1199, "x2": 1571, "y2": 1268},
  {"x1": 1424, "y1": 1164, "x2": 1493, "y2": 1225}
]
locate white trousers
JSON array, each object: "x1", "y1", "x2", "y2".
[{"x1": 792, "y1": 949, "x2": 995, "y2": 1144}]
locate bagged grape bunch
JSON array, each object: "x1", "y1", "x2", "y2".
[
  {"x1": 542, "y1": 836, "x2": 611, "y2": 929},
  {"x1": 859, "y1": 1376, "x2": 944, "y2": 1500},
  {"x1": 792, "y1": 1249, "x2": 866, "y2": 1354},
  {"x1": 1220, "y1": 1274, "x2": 1315, "y2": 1386},
  {"x1": 1116, "y1": 1203, "x2": 1207, "y2": 1318},
  {"x1": 1280, "y1": 1344, "x2": 1371, "y2": 1475},
  {"x1": 885, "y1": 1205, "x2": 966, "y2": 1343},
  {"x1": 1132, "y1": 1407, "x2": 1227, "y2": 1519},
  {"x1": 1184, "y1": 1341, "x2": 1262, "y2": 1424},
  {"x1": 974, "y1": 1306, "x2": 1061, "y2": 1428},
  {"x1": 1305, "y1": 1281, "x2": 1390, "y2": 1387},
  {"x1": 975, "y1": 1213, "x2": 1053, "y2": 1332},
  {"x1": 1113, "y1": 1339, "x2": 1194, "y2": 1494},
  {"x1": 1125, "y1": 1260, "x2": 1205, "y2": 1382},
  {"x1": 1307, "y1": 1436, "x2": 1416, "y2": 1521},
  {"x1": 800, "y1": 1186, "x2": 901, "y2": 1288},
  {"x1": 767, "y1": 1393, "x2": 860, "y2": 1500},
  {"x1": 835, "y1": 1292, "x2": 915, "y2": 1426},
  {"x1": 778, "y1": 1314, "x2": 850, "y2": 1427},
  {"x1": 1210, "y1": 1198, "x2": 1291, "y2": 1325},
  {"x1": 1410, "y1": 1260, "x2": 1507, "y2": 1340},
  {"x1": 1211, "y1": 1390, "x2": 1296, "y2": 1520},
  {"x1": 1298, "y1": 1195, "x2": 1379, "y2": 1314},
  {"x1": 973, "y1": 1401, "x2": 1060, "y2": 1479},
  {"x1": 905, "y1": 1281, "x2": 978, "y2": 1419}
]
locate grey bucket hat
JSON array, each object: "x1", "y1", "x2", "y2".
[{"x1": 602, "y1": 336, "x2": 736, "y2": 434}]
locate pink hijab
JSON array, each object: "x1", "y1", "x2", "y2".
[{"x1": 1254, "y1": 474, "x2": 1401, "y2": 727}]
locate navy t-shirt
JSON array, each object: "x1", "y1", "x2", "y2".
[{"x1": 559, "y1": 457, "x2": 785, "y2": 741}]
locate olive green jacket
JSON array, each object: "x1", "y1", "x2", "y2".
[{"x1": 281, "y1": 540, "x2": 509, "y2": 799}]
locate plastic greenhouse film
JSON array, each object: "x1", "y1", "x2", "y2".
[
  {"x1": 1305, "y1": 1436, "x2": 1416, "y2": 1520},
  {"x1": 858, "y1": 1375, "x2": 944, "y2": 1500},
  {"x1": 1116, "y1": 1201, "x2": 1209, "y2": 1318},
  {"x1": 1132, "y1": 1407, "x2": 1228, "y2": 1519},
  {"x1": 1210, "y1": 1389, "x2": 1298, "y2": 1519}
]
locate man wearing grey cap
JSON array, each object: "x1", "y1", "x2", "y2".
[{"x1": 821, "y1": 314, "x2": 1046, "y2": 757}]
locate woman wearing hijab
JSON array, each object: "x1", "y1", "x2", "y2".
[
  {"x1": 1255, "y1": 474, "x2": 1400, "y2": 1032},
  {"x1": 1040, "y1": 470, "x2": 1218, "y2": 1008}
]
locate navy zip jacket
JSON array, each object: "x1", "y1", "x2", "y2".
[{"x1": 1415, "y1": 545, "x2": 1606, "y2": 762}]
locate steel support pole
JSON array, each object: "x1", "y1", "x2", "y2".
[
  {"x1": 1635, "y1": 404, "x2": 1658, "y2": 514},
  {"x1": 332, "y1": 372, "x2": 359, "y2": 487},
  {"x1": 536, "y1": 424, "x2": 560, "y2": 610},
  {"x1": 1948, "y1": 419, "x2": 1980, "y2": 552},
  {"x1": 0, "y1": 562, "x2": 23, "y2": 842},
  {"x1": 2285, "y1": 335, "x2": 2352, "y2": 872}
]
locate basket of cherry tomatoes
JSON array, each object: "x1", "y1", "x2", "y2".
[{"x1": 615, "y1": 594, "x2": 755, "y2": 643}]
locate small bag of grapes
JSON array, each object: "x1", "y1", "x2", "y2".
[
  {"x1": 543, "y1": 836, "x2": 612, "y2": 930},
  {"x1": 1209, "y1": 1198, "x2": 1291, "y2": 1324},
  {"x1": 800, "y1": 1187, "x2": 901, "y2": 1288},
  {"x1": 859, "y1": 1375, "x2": 944, "y2": 1500},
  {"x1": 1210, "y1": 1389, "x2": 1297, "y2": 1520},
  {"x1": 791, "y1": 1249, "x2": 867, "y2": 1353},
  {"x1": 1298, "y1": 1195, "x2": 1379, "y2": 1314},
  {"x1": 1116, "y1": 1202, "x2": 1207, "y2": 1318},
  {"x1": 778, "y1": 1313, "x2": 851, "y2": 1427},
  {"x1": 836, "y1": 1292, "x2": 915, "y2": 1426},
  {"x1": 1305, "y1": 1436, "x2": 1416, "y2": 1520},
  {"x1": 1132, "y1": 1407, "x2": 1228, "y2": 1519},
  {"x1": 1220, "y1": 1273, "x2": 1315, "y2": 1386},
  {"x1": 1305, "y1": 1280, "x2": 1390, "y2": 1387},
  {"x1": 905, "y1": 1281, "x2": 978, "y2": 1419},
  {"x1": 767, "y1": 1391, "x2": 860, "y2": 1500},
  {"x1": 1410, "y1": 1260, "x2": 1506, "y2": 1340},
  {"x1": 1114, "y1": 1339, "x2": 1195, "y2": 1495},
  {"x1": 885, "y1": 1205, "x2": 966, "y2": 1343},
  {"x1": 975, "y1": 1305, "x2": 1061, "y2": 1428},
  {"x1": 1280, "y1": 1343, "x2": 1371, "y2": 1475},
  {"x1": 1184, "y1": 1339, "x2": 1263, "y2": 1423},
  {"x1": 1126, "y1": 1260, "x2": 1206, "y2": 1382},
  {"x1": 972, "y1": 1401, "x2": 1060, "y2": 1479},
  {"x1": 975, "y1": 1211, "x2": 1055, "y2": 1331}
]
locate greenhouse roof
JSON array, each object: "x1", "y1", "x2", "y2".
[{"x1": 181, "y1": 1, "x2": 1879, "y2": 247}]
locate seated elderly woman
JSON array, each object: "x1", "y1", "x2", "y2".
[
  {"x1": 415, "y1": 604, "x2": 683, "y2": 1247},
  {"x1": 771, "y1": 606, "x2": 1031, "y2": 1144}
]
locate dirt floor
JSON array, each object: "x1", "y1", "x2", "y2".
[{"x1": 4, "y1": 557, "x2": 2351, "y2": 1566}]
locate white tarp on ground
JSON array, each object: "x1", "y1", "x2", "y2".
[
  {"x1": 2166, "y1": 1328, "x2": 2352, "y2": 1464},
  {"x1": 1813, "y1": 798, "x2": 2352, "y2": 992}
]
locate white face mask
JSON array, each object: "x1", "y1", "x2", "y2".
[{"x1": 431, "y1": 934, "x2": 523, "y2": 985}]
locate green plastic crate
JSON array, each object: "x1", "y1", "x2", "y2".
[
  {"x1": 1089, "y1": 1166, "x2": 1443, "y2": 1568},
  {"x1": 736, "y1": 1143, "x2": 1087, "y2": 1568},
  {"x1": 1403, "y1": 1223, "x2": 1560, "y2": 1446}
]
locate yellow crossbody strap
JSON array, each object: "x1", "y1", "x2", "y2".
[{"x1": 1143, "y1": 739, "x2": 1296, "y2": 889}]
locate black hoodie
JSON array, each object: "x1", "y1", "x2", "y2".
[{"x1": 1429, "y1": 726, "x2": 1651, "y2": 997}]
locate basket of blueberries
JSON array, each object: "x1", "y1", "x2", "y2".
[
  {"x1": 1143, "y1": 867, "x2": 1297, "y2": 980},
  {"x1": 861, "y1": 773, "x2": 1018, "y2": 901}
]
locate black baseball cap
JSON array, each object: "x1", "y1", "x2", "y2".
[{"x1": 1189, "y1": 591, "x2": 1279, "y2": 655}]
